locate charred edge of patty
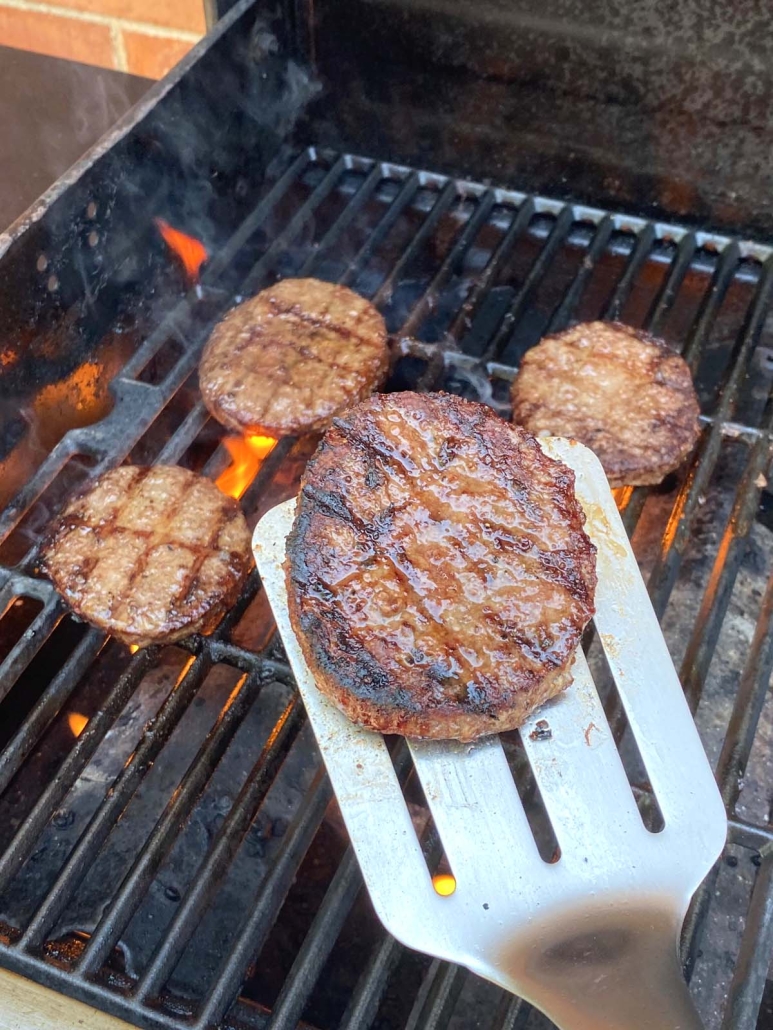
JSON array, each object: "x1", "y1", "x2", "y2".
[
  {"x1": 287, "y1": 563, "x2": 578, "y2": 742},
  {"x1": 323, "y1": 655, "x2": 576, "y2": 741}
]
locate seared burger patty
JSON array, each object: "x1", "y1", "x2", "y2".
[
  {"x1": 286, "y1": 392, "x2": 597, "y2": 741},
  {"x1": 199, "y1": 278, "x2": 389, "y2": 438},
  {"x1": 43, "y1": 465, "x2": 252, "y2": 647},
  {"x1": 510, "y1": 321, "x2": 701, "y2": 487}
]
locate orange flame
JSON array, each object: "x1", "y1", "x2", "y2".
[
  {"x1": 67, "y1": 712, "x2": 88, "y2": 737},
  {"x1": 611, "y1": 485, "x2": 635, "y2": 512},
  {"x1": 216, "y1": 434, "x2": 277, "y2": 500},
  {"x1": 129, "y1": 644, "x2": 140, "y2": 654},
  {"x1": 154, "y1": 218, "x2": 208, "y2": 284},
  {"x1": 432, "y1": 873, "x2": 457, "y2": 896}
]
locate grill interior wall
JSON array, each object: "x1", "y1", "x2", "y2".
[{"x1": 0, "y1": 147, "x2": 772, "y2": 1030}]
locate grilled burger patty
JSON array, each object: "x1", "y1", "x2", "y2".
[
  {"x1": 510, "y1": 321, "x2": 701, "y2": 487},
  {"x1": 199, "y1": 278, "x2": 390, "y2": 438},
  {"x1": 43, "y1": 465, "x2": 252, "y2": 647},
  {"x1": 286, "y1": 392, "x2": 597, "y2": 741}
]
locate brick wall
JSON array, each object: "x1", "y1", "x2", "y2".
[{"x1": 0, "y1": 0, "x2": 206, "y2": 78}]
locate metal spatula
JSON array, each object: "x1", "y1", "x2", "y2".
[{"x1": 252, "y1": 436, "x2": 726, "y2": 1030}]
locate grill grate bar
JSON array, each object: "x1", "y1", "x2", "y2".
[
  {"x1": 194, "y1": 770, "x2": 333, "y2": 1029},
  {"x1": 683, "y1": 567, "x2": 773, "y2": 977},
  {"x1": 715, "y1": 567, "x2": 773, "y2": 812},
  {"x1": 0, "y1": 628, "x2": 106, "y2": 797},
  {"x1": 404, "y1": 961, "x2": 466, "y2": 1030},
  {"x1": 647, "y1": 255, "x2": 773, "y2": 628},
  {"x1": 156, "y1": 401, "x2": 212, "y2": 464},
  {"x1": 338, "y1": 931, "x2": 401, "y2": 1030},
  {"x1": 448, "y1": 198, "x2": 536, "y2": 348},
  {"x1": 0, "y1": 647, "x2": 158, "y2": 894},
  {"x1": 76, "y1": 666, "x2": 265, "y2": 976},
  {"x1": 0, "y1": 445, "x2": 74, "y2": 548},
  {"x1": 680, "y1": 429, "x2": 773, "y2": 707},
  {"x1": 546, "y1": 214, "x2": 615, "y2": 334},
  {"x1": 339, "y1": 172, "x2": 421, "y2": 287},
  {"x1": 720, "y1": 852, "x2": 773, "y2": 1030},
  {"x1": 118, "y1": 303, "x2": 209, "y2": 386},
  {"x1": 493, "y1": 992, "x2": 529, "y2": 1030},
  {"x1": 20, "y1": 653, "x2": 215, "y2": 951},
  {"x1": 371, "y1": 179, "x2": 459, "y2": 307},
  {"x1": 296, "y1": 162, "x2": 385, "y2": 278},
  {"x1": 239, "y1": 155, "x2": 350, "y2": 298},
  {"x1": 203, "y1": 148, "x2": 314, "y2": 284},
  {"x1": 237, "y1": 436, "x2": 296, "y2": 515},
  {"x1": 400, "y1": 189, "x2": 497, "y2": 337},
  {"x1": 602, "y1": 223, "x2": 657, "y2": 320},
  {"x1": 682, "y1": 242, "x2": 742, "y2": 370},
  {"x1": 134, "y1": 694, "x2": 305, "y2": 1003},
  {"x1": 646, "y1": 233, "x2": 698, "y2": 336},
  {"x1": 729, "y1": 815, "x2": 773, "y2": 850},
  {"x1": 265, "y1": 848, "x2": 362, "y2": 1030},
  {"x1": 488, "y1": 206, "x2": 575, "y2": 360},
  {"x1": 688, "y1": 576, "x2": 773, "y2": 1025},
  {"x1": 0, "y1": 595, "x2": 64, "y2": 705}
]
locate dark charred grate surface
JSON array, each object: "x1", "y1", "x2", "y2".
[{"x1": 0, "y1": 146, "x2": 771, "y2": 1030}]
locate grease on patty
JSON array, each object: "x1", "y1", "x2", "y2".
[{"x1": 286, "y1": 391, "x2": 597, "y2": 741}]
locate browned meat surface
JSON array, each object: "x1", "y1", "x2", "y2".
[
  {"x1": 510, "y1": 321, "x2": 701, "y2": 487},
  {"x1": 199, "y1": 278, "x2": 389, "y2": 438},
  {"x1": 43, "y1": 465, "x2": 252, "y2": 647},
  {"x1": 286, "y1": 392, "x2": 597, "y2": 741}
]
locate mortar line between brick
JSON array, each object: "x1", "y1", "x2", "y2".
[
  {"x1": 109, "y1": 21, "x2": 127, "y2": 70},
  {"x1": 0, "y1": 0, "x2": 202, "y2": 41}
]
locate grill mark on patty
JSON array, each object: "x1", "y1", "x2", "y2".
[
  {"x1": 199, "y1": 278, "x2": 389, "y2": 438},
  {"x1": 160, "y1": 477, "x2": 226, "y2": 624},
  {"x1": 263, "y1": 298, "x2": 379, "y2": 347},
  {"x1": 116, "y1": 469, "x2": 200, "y2": 619},
  {"x1": 43, "y1": 465, "x2": 252, "y2": 647}
]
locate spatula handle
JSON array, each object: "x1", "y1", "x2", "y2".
[
  {"x1": 498, "y1": 908, "x2": 704, "y2": 1030},
  {"x1": 536, "y1": 957, "x2": 704, "y2": 1030}
]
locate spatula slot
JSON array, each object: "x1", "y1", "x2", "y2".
[
  {"x1": 587, "y1": 639, "x2": 666, "y2": 833},
  {"x1": 389, "y1": 744, "x2": 454, "y2": 887},
  {"x1": 500, "y1": 730, "x2": 561, "y2": 863}
]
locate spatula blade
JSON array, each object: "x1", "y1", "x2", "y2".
[{"x1": 252, "y1": 437, "x2": 726, "y2": 990}]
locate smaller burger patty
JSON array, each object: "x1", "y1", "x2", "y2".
[
  {"x1": 510, "y1": 321, "x2": 700, "y2": 487},
  {"x1": 286, "y1": 391, "x2": 597, "y2": 741},
  {"x1": 43, "y1": 465, "x2": 252, "y2": 648},
  {"x1": 199, "y1": 278, "x2": 389, "y2": 438}
]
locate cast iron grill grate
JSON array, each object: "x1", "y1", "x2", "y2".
[{"x1": 0, "y1": 146, "x2": 772, "y2": 1030}]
